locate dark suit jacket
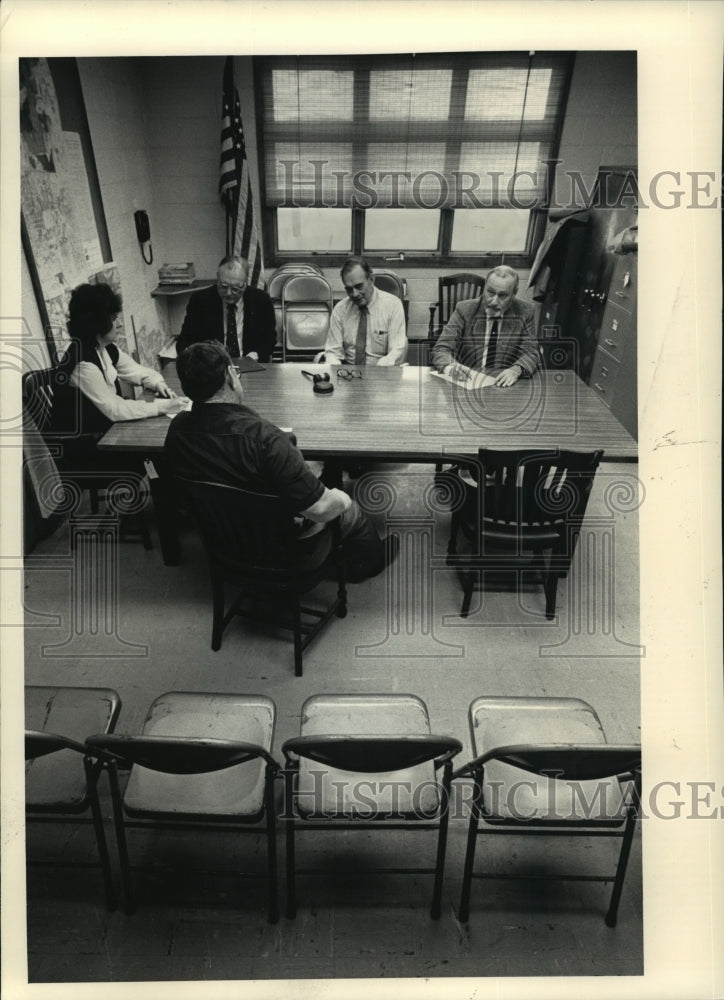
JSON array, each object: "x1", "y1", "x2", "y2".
[
  {"x1": 431, "y1": 296, "x2": 541, "y2": 376},
  {"x1": 176, "y1": 284, "x2": 276, "y2": 361}
]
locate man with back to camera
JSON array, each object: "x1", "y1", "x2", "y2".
[
  {"x1": 165, "y1": 341, "x2": 398, "y2": 582},
  {"x1": 431, "y1": 264, "x2": 541, "y2": 386},
  {"x1": 176, "y1": 255, "x2": 277, "y2": 363},
  {"x1": 324, "y1": 257, "x2": 407, "y2": 367}
]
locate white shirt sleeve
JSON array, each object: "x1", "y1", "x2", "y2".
[
  {"x1": 70, "y1": 358, "x2": 161, "y2": 423},
  {"x1": 324, "y1": 301, "x2": 347, "y2": 365},
  {"x1": 114, "y1": 349, "x2": 165, "y2": 391},
  {"x1": 375, "y1": 294, "x2": 407, "y2": 366}
]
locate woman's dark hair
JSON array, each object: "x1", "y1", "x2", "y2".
[{"x1": 57, "y1": 282, "x2": 123, "y2": 376}]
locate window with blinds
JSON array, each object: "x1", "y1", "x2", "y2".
[{"x1": 256, "y1": 52, "x2": 572, "y2": 261}]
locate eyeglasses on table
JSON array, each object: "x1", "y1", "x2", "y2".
[{"x1": 337, "y1": 368, "x2": 363, "y2": 380}]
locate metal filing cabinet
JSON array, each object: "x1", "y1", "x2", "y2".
[{"x1": 590, "y1": 254, "x2": 637, "y2": 438}]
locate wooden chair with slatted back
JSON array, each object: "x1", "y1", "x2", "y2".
[{"x1": 428, "y1": 272, "x2": 486, "y2": 340}]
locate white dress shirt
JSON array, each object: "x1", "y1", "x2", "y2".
[
  {"x1": 325, "y1": 287, "x2": 407, "y2": 366},
  {"x1": 70, "y1": 346, "x2": 165, "y2": 422}
]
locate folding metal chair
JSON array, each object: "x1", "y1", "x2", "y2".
[
  {"x1": 454, "y1": 696, "x2": 641, "y2": 927},
  {"x1": 87, "y1": 691, "x2": 280, "y2": 922},
  {"x1": 282, "y1": 693, "x2": 461, "y2": 918},
  {"x1": 25, "y1": 685, "x2": 122, "y2": 910}
]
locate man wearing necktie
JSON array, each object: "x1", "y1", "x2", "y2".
[
  {"x1": 176, "y1": 256, "x2": 276, "y2": 362},
  {"x1": 431, "y1": 265, "x2": 541, "y2": 387},
  {"x1": 324, "y1": 258, "x2": 407, "y2": 367}
]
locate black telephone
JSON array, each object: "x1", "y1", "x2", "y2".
[
  {"x1": 134, "y1": 210, "x2": 150, "y2": 242},
  {"x1": 133, "y1": 210, "x2": 153, "y2": 264}
]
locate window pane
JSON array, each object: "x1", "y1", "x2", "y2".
[
  {"x1": 277, "y1": 208, "x2": 351, "y2": 252},
  {"x1": 458, "y1": 142, "x2": 543, "y2": 204},
  {"x1": 465, "y1": 69, "x2": 553, "y2": 121},
  {"x1": 451, "y1": 209, "x2": 530, "y2": 252},
  {"x1": 369, "y1": 69, "x2": 452, "y2": 120},
  {"x1": 364, "y1": 209, "x2": 440, "y2": 250},
  {"x1": 272, "y1": 69, "x2": 353, "y2": 120},
  {"x1": 269, "y1": 143, "x2": 353, "y2": 206}
]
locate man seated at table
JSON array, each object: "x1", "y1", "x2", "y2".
[
  {"x1": 431, "y1": 265, "x2": 541, "y2": 386},
  {"x1": 323, "y1": 257, "x2": 407, "y2": 367},
  {"x1": 320, "y1": 257, "x2": 407, "y2": 488},
  {"x1": 176, "y1": 255, "x2": 276, "y2": 363},
  {"x1": 166, "y1": 341, "x2": 398, "y2": 582}
]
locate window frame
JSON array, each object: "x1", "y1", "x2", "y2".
[{"x1": 255, "y1": 54, "x2": 571, "y2": 269}]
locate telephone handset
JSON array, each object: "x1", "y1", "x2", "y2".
[{"x1": 133, "y1": 210, "x2": 153, "y2": 264}]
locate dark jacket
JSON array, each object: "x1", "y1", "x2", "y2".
[{"x1": 176, "y1": 284, "x2": 276, "y2": 361}]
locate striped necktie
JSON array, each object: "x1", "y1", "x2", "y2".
[
  {"x1": 226, "y1": 303, "x2": 240, "y2": 359},
  {"x1": 354, "y1": 306, "x2": 368, "y2": 365},
  {"x1": 486, "y1": 318, "x2": 499, "y2": 368}
]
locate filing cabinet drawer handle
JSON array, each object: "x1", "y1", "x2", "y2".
[
  {"x1": 604, "y1": 338, "x2": 618, "y2": 348},
  {"x1": 594, "y1": 383, "x2": 606, "y2": 393}
]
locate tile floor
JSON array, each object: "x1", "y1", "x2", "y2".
[{"x1": 21, "y1": 462, "x2": 643, "y2": 985}]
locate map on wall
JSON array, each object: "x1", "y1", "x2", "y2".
[{"x1": 20, "y1": 57, "x2": 110, "y2": 357}]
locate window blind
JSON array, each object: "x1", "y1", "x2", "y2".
[{"x1": 259, "y1": 52, "x2": 571, "y2": 210}]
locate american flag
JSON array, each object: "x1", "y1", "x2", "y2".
[{"x1": 219, "y1": 55, "x2": 263, "y2": 287}]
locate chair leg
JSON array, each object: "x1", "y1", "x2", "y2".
[
  {"x1": 447, "y1": 511, "x2": 459, "y2": 557},
  {"x1": 292, "y1": 600, "x2": 303, "y2": 677},
  {"x1": 284, "y1": 771, "x2": 298, "y2": 918},
  {"x1": 544, "y1": 573, "x2": 559, "y2": 620},
  {"x1": 139, "y1": 510, "x2": 153, "y2": 551},
  {"x1": 84, "y1": 757, "x2": 116, "y2": 911},
  {"x1": 605, "y1": 806, "x2": 638, "y2": 927},
  {"x1": 460, "y1": 572, "x2": 477, "y2": 618},
  {"x1": 458, "y1": 774, "x2": 484, "y2": 922},
  {"x1": 211, "y1": 577, "x2": 225, "y2": 652},
  {"x1": 430, "y1": 761, "x2": 453, "y2": 919},
  {"x1": 107, "y1": 761, "x2": 136, "y2": 914},
  {"x1": 265, "y1": 766, "x2": 279, "y2": 924}
]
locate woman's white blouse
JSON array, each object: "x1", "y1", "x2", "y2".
[{"x1": 69, "y1": 346, "x2": 165, "y2": 422}]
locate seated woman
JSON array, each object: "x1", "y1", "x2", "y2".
[{"x1": 50, "y1": 282, "x2": 186, "y2": 468}]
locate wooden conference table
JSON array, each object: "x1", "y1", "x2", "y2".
[{"x1": 99, "y1": 362, "x2": 637, "y2": 562}]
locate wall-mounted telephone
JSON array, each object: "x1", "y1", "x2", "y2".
[{"x1": 134, "y1": 210, "x2": 153, "y2": 264}]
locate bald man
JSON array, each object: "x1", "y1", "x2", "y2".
[{"x1": 431, "y1": 265, "x2": 541, "y2": 387}]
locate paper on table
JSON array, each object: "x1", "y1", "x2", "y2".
[
  {"x1": 429, "y1": 369, "x2": 497, "y2": 390},
  {"x1": 166, "y1": 398, "x2": 192, "y2": 417}
]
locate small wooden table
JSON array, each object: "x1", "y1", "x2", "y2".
[{"x1": 98, "y1": 364, "x2": 637, "y2": 563}]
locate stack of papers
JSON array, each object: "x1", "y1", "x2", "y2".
[{"x1": 430, "y1": 370, "x2": 497, "y2": 390}]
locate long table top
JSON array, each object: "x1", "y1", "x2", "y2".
[{"x1": 98, "y1": 363, "x2": 638, "y2": 462}]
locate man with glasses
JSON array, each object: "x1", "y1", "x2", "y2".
[{"x1": 176, "y1": 255, "x2": 276, "y2": 362}]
